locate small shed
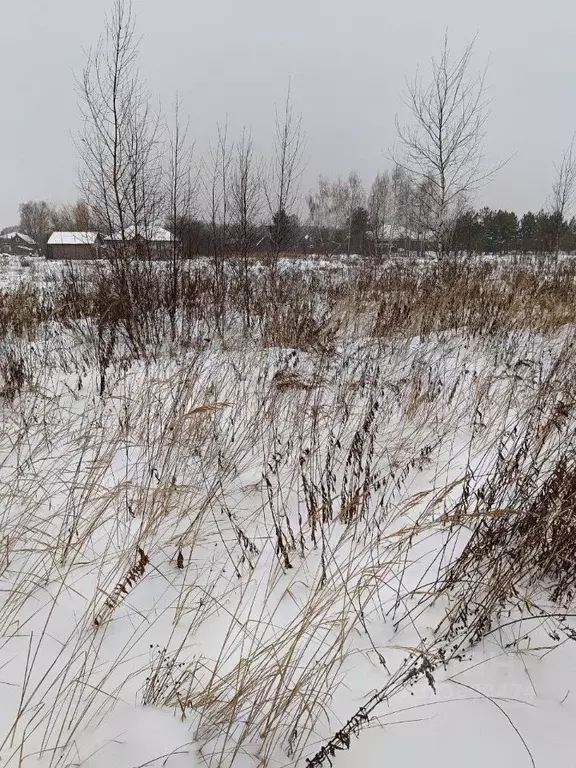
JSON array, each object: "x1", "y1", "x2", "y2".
[
  {"x1": 0, "y1": 232, "x2": 38, "y2": 256},
  {"x1": 47, "y1": 232, "x2": 103, "y2": 260}
]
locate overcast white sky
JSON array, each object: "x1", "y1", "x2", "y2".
[{"x1": 0, "y1": 0, "x2": 573, "y2": 227}]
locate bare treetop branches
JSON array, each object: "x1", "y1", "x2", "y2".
[
  {"x1": 550, "y1": 135, "x2": 576, "y2": 256},
  {"x1": 266, "y1": 85, "x2": 305, "y2": 260},
  {"x1": 78, "y1": 0, "x2": 163, "y2": 242},
  {"x1": 552, "y1": 138, "x2": 576, "y2": 217},
  {"x1": 231, "y1": 129, "x2": 262, "y2": 325},
  {"x1": 396, "y1": 33, "x2": 492, "y2": 256}
]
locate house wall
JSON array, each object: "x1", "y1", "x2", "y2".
[
  {"x1": 104, "y1": 240, "x2": 174, "y2": 260},
  {"x1": 47, "y1": 243, "x2": 98, "y2": 260},
  {"x1": 151, "y1": 242, "x2": 174, "y2": 260},
  {"x1": 0, "y1": 238, "x2": 39, "y2": 257}
]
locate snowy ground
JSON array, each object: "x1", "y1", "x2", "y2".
[
  {"x1": 0, "y1": 254, "x2": 62, "y2": 290},
  {"x1": 2, "y1": 248, "x2": 575, "y2": 293},
  {"x1": 0, "y1": 252, "x2": 364, "y2": 292},
  {"x1": 0, "y1": 260, "x2": 575, "y2": 767}
]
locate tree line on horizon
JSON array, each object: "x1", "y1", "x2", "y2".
[{"x1": 6, "y1": 179, "x2": 576, "y2": 259}]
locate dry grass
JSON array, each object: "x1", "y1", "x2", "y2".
[{"x1": 0, "y1": 254, "x2": 575, "y2": 766}]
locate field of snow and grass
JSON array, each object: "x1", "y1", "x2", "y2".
[
  {"x1": 1, "y1": 254, "x2": 576, "y2": 767},
  {"x1": 0, "y1": 252, "x2": 369, "y2": 292}
]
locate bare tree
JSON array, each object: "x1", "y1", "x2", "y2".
[
  {"x1": 266, "y1": 85, "x2": 305, "y2": 267},
  {"x1": 412, "y1": 177, "x2": 435, "y2": 256},
  {"x1": 204, "y1": 122, "x2": 233, "y2": 326},
  {"x1": 166, "y1": 96, "x2": 194, "y2": 339},
  {"x1": 78, "y1": 0, "x2": 162, "y2": 254},
  {"x1": 396, "y1": 33, "x2": 491, "y2": 257},
  {"x1": 307, "y1": 172, "x2": 365, "y2": 257},
  {"x1": 231, "y1": 129, "x2": 262, "y2": 327},
  {"x1": 19, "y1": 200, "x2": 52, "y2": 254},
  {"x1": 396, "y1": 169, "x2": 417, "y2": 253},
  {"x1": 77, "y1": 0, "x2": 169, "y2": 370},
  {"x1": 307, "y1": 176, "x2": 332, "y2": 257},
  {"x1": 344, "y1": 171, "x2": 365, "y2": 256},
  {"x1": 72, "y1": 200, "x2": 99, "y2": 231},
  {"x1": 550, "y1": 135, "x2": 576, "y2": 257},
  {"x1": 378, "y1": 165, "x2": 412, "y2": 254},
  {"x1": 307, "y1": 176, "x2": 347, "y2": 257},
  {"x1": 386, "y1": 165, "x2": 409, "y2": 254},
  {"x1": 368, "y1": 172, "x2": 390, "y2": 257}
]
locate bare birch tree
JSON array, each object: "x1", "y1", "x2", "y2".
[
  {"x1": 231, "y1": 129, "x2": 262, "y2": 327},
  {"x1": 307, "y1": 172, "x2": 365, "y2": 256},
  {"x1": 550, "y1": 135, "x2": 576, "y2": 257},
  {"x1": 19, "y1": 201, "x2": 52, "y2": 255},
  {"x1": 204, "y1": 122, "x2": 233, "y2": 327},
  {"x1": 266, "y1": 85, "x2": 305, "y2": 267},
  {"x1": 167, "y1": 97, "x2": 194, "y2": 339},
  {"x1": 412, "y1": 177, "x2": 435, "y2": 255},
  {"x1": 368, "y1": 172, "x2": 390, "y2": 257},
  {"x1": 78, "y1": 0, "x2": 162, "y2": 255},
  {"x1": 387, "y1": 165, "x2": 407, "y2": 254},
  {"x1": 77, "y1": 0, "x2": 168, "y2": 375},
  {"x1": 396, "y1": 33, "x2": 491, "y2": 257},
  {"x1": 307, "y1": 176, "x2": 347, "y2": 258},
  {"x1": 345, "y1": 171, "x2": 365, "y2": 256}
]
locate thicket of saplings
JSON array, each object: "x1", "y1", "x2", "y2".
[{"x1": 0, "y1": 252, "x2": 575, "y2": 767}]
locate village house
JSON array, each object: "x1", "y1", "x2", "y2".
[
  {"x1": 105, "y1": 225, "x2": 177, "y2": 259},
  {"x1": 46, "y1": 232, "x2": 103, "y2": 260},
  {"x1": 0, "y1": 231, "x2": 39, "y2": 256}
]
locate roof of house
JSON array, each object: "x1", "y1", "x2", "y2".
[
  {"x1": 370, "y1": 224, "x2": 435, "y2": 241},
  {"x1": 47, "y1": 232, "x2": 100, "y2": 246},
  {"x1": 106, "y1": 225, "x2": 175, "y2": 243},
  {"x1": 0, "y1": 232, "x2": 36, "y2": 245}
]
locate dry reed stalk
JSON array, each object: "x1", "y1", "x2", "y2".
[{"x1": 93, "y1": 547, "x2": 149, "y2": 626}]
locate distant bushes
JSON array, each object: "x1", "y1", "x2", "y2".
[{"x1": 1, "y1": 256, "x2": 576, "y2": 358}]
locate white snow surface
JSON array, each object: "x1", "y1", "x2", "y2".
[
  {"x1": 2, "y1": 258, "x2": 576, "y2": 766},
  {"x1": 75, "y1": 705, "x2": 197, "y2": 768}
]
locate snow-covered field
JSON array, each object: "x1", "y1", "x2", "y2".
[
  {"x1": 0, "y1": 257, "x2": 575, "y2": 768},
  {"x1": 0, "y1": 252, "x2": 365, "y2": 292}
]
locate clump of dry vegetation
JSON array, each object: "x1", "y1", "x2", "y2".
[{"x1": 0, "y1": 252, "x2": 575, "y2": 768}]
